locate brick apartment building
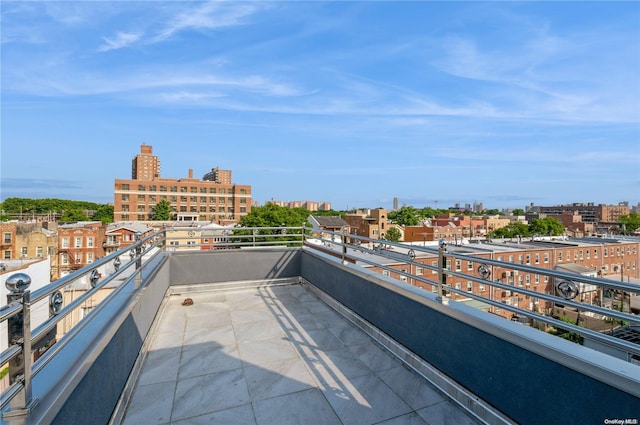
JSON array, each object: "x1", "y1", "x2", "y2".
[
  {"x1": 57, "y1": 222, "x2": 106, "y2": 277},
  {"x1": 534, "y1": 203, "x2": 630, "y2": 224},
  {"x1": 114, "y1": 145, "x2": 252, "y2": 223},
  {"x1": 344, "y1": 209, "x2": 391, "y2": 239}
]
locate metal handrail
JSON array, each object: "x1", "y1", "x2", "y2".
[{"x1": 308, "y1": 229, "x2": 640, "y2": 356}]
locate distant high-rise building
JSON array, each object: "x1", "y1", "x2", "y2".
[
  {"x1": 203, "y1": 167, "x2": 232, "y2": 184},
  {"x1": 393, "y1": 197, "x2": 399, "y2": 210},
  {"x1": 131, "y1": 144, "x2": 160, "y2": 181}
]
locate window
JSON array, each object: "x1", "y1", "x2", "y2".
[
  {"x1": 467, "y1": 261, "x2": 473, "y2": 271},
  {"x1": 446, "y1": 259, "x2": 451, "y2": 270},
  {"x1": 416, "y1": 267, "x2": 424, "y2": 276},
  {"x1": 509, "y1": 255, "x2": 514, "y2": 263},
  {"x1": 169, "y1": 241, "x2": 179, "y2": 247},
  {"x1": 209, "y1": 206, "x2": 216, "y2": 212},
  {"x1": 61, "y1": 253, "x2": 69, "y2": 265},
  {"x1": 121, "y1": 194, "x2": 129, "y2": 201},
  {"x1": 121, "y1": 214, "x2": 129, "y2": 220},
  {"x1": 467, "y1": 281, "x2": 473, "y2": 292},
  {"x1": 240, "y1": 207, "x2": 247, "y2": 213},
  {"x1": 535, "y1": 254, "x2": 540, "y2": 264},
  {"x1": 200, "y1": 188, "x2": 207, "y2": 193},
  {"x1": 61, "y1": 237, "x2": 70, "y2": 248},
  {"x1": 432, "y1": 260, "x2": 438, "y2": 273},
  {"x1": 240, "y1": 189, "x2": 246, "y2": 194},
  {"x1": 200, "y1": 197, "x2": 207, "y2": 202},
  {"x1": 122, "y1": 204, "x2": 130, "y2": 211},
  {"x1": 558, "y1": 252, "x2": 563, "y2": 262},
  {"x1": 75, "y1": 237, "x2": 82, "y2": 248},
  {"x1": 190, "y1": 196, "x2": 197, "y2": 203},
  {"x1": 121, "y1": 183, "x2": 129, "y2": 190},
  {"x1": 382, "y1": 270, "x2": 390, "y2": 277},
  {"x1": 138, "y1": 185, "x2": 146, "y2": 191},
  {"x1": 160, "y1": 186, "x2": 167, "y2": 192},
  {"x1": 518, "y1": 255, "x2": 523, "y2": 264},
  {"x1": 594, "y1": 249, "x2": 598, "y2": 259},
  {"x1": 149, "y1": 185, "x2": 156, "y2": 191},
  {"x1": 400, "y1": 275, "x2": 407, "y2": 282},
  {"x1": 190, "y1": 206, "x2": 197, "y2": 212},
  {"x1": 137, "y1": 214, "x2": 146, "y2": 220},
  {"x1": 88, "y1": 237, "x2": 94, "y2": 248},
  {"x1": 181, "y1": 196, "x2": 188, "y2": 202},
  {"x1": 86, "y1": 252, "x2": 94, "y2": 263},
  {"x1": 219, "y1": 197, "x2": 226, "y2": 203},
  {"x1": 604, "y1": 249, "x2": 608, "y2": 257},
  {"x1": 455, "y1": 282, "x2": 461, "y2": 290},
  {"x1": 137, "y1": 205, "x2": 146, "y2": 212},
  {"x1": 137, "y1": 194, "x2": 145, "y2": 201},
  {"x1": 170, "y1": 186, "x2": 178, "y2": 192},
  {"x1": 525, "y1": 255, "x2": 530, "y2": 264},
  {"x1": 219, "y1": 188, "x2": 226, "y2": 194},
  {"x1": 21, "y1": 247, "x2": 28, "y2": 257},
  {"x1": 186, "y1": 241, "x2": 196, "y2": 247},
  {"x1": 200, "y1": 206, "x2": 206, "y2": 212},
  {"x1": 535, "y1": 275, "x2": 540, "y2": 284},
  {"x1": 190, "y1": 187, "x2": 197, "y2": 193},
  {"x1": 4, "y1": 251, "x2": 10, "y2": 259},
  {"x1": 170, "y1": 196, "x2": 177, "y2": 202},
  {"x1": 240, "y1": 198, "x2": 247, "y2": 204},
  {"x1": 180, "y1": 187, "x2": 187, "y2": 193},
  {"x1": 544, "y1": 253, "x2": 549, "y2": 263},
  {"x1": 479, "y1": 283, "x2": 485, "y2": 292},
  {"x1": 209, "y1": 188, "x2": 216, "y2": 194},
  {"x1": 180, "y1": 206, "x2": 187, "y2": 212},
  {"x1": 3, "y1": 233, "x2": 10, "y2": 243},
  {"x1": 455, "y1": 260, "x2": 461, "y2": 271},
  {"x1": 149, "y1": 195, "x2": 156, "y2": 202},
  {"x1": 525, "y1": 275, "x2": 531, "y2": 286}
]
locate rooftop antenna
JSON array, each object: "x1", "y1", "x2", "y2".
[{"x1": 434, "y1": 200, "x2": 438, "y2": 209}]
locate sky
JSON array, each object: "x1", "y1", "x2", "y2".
[{"x1": 1, "y1": 1, "x2": 639, "y2": 211}]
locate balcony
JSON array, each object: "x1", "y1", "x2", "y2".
[{"x1": 1, "y1": 229, "x2": 639, "y2": 424}]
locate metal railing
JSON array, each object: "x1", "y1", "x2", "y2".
[
  {"x1": 0, "y1": 230, "x2": 164, "y2": 419},
  {"x1": 306, "y1": 229, "x2": 640, "y2": 360}
]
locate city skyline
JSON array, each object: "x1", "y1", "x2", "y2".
[{"x1": 2, "y1": 2, "x2": 639, "y2": 210}]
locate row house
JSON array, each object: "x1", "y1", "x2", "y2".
[
  {"x1": 57, "y1": 222, "x2": 106, "y2": 278},
  {"x1": 104, "y1": 223, "x2": 155, "y2": 255}
]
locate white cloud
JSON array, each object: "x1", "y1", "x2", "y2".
[
  {"x1": 151, "y1": 2, "x2": 261, "y2": 43},
  {"x1": 98, "y1": 32, "x2": 142, "y2": 52}
]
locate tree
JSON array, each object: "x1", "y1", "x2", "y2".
[
  {"x1": 529, "y1": 217, "x2": 564, "y2": 236},
  {"x1": 60, "y1": 209, "x2": 88, "y2": 222},
  {"x1": 490, "y1": 222, "x2": 530, "y2": 238},
  {"x1": 385, "y1": 227, "x2": 402, "y2": 242},
  {"x1": 419, "y1": 207, "x2": 438, "y2": 219},
  {"x1": 619, "y1": 212, "x2": 640, "y2": 234},
  {"x1": 152, "y1": 199, "x2": 172, "y2": 221},
  {"x1": 235, "y1": 204, "x2": 310, "y2": 246},
  {"x1": 91, "y1": 205, "x2": 114, "y2": 224},
  {"x1": 512, "y1": 208, "x2": 525, "y2": 216},
  {"x1": 388, "y1": 206, "x2": 419, "y2": 226}
]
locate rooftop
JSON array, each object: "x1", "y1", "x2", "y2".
[
  {"x1": 120, "y1": 282, "x2": 479, "y2": 425},
  {"x1": 1, "y1": 227, "x2": 638, "y2": 425}
]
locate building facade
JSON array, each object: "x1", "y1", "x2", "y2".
[
  {"x1": 57, "y1": 222, "x2": 106, "y2": 277},
  {"x1": 114, "y1": 145, "x2": 252, "y2": 223}
]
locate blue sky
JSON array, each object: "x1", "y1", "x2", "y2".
[{"x1": 1, "y1": 1, "x2": 639, "y2": 210}]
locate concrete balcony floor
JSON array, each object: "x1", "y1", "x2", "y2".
[{"x1": 120, "y1": 283, "x2": 481, "y2": 425}]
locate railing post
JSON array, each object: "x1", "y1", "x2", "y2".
[
  {"x1": 342, "y1": 227, "x2": 347, "y2": 264},
  {"x1": 135, "y1": 231, "x2": 143, "y2": 270},
  {"x1": 436, "y1": 240, "x2": 449, "y2": 305},
  {"x1": 301, "y1": 222, "x2": 305, "y2": 245},
  {"x1": 4, "y1": 273, "x2": 39, "y2": 418}
]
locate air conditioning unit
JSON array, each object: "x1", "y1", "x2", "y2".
[{"x1": 502, "y1": 271, "x2": 511, "y2": 278}]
